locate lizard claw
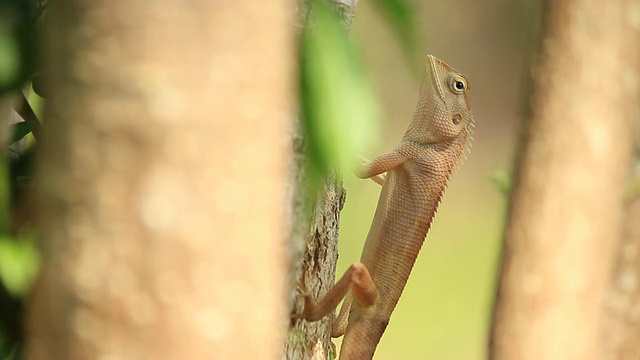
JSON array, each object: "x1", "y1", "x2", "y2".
[
  {"x1": 295, "y1": 282, "x2": 310, "y2": 297},
  {"x1": 356, "y1": 155, "x2": 386, "y2": 185},
  {"x1": 357, "y1": 154, "x2": 370, "y2": 166},
  {"x1": 291, "y1": 282, "x2": 313, "y2": 321}
]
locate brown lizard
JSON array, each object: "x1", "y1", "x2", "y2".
[{"x1": 295, "y1": 55, "x2": 474, "y2": 359}]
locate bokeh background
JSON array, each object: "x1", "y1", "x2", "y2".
[
  {"x1": 0, "y1": 1, "x2": 548, "y2": 357},
  {"x1": 335, "y1": 1, "x2": 542, "y2": 358}
]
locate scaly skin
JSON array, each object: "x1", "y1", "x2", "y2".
[{"x1": 297, "y1": 55, "x2": 474, "y2": 359}]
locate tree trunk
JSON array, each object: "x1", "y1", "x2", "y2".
[
  {"x1": 284, "y1": 1, "x2": 357, "y2": 359},
  {"x1": 26, "y1": 1, "x2": 293, "y2": 359},
  {"x1": 600, "y1": 153, "x2": 640, "y2": 359},
  {"x1": 490, "y1": 1, "x2": 640, "y2": 359}
]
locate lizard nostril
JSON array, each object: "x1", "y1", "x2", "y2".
[{"x1": 452, "y1": 114, "x2": 462, "y2": 125}]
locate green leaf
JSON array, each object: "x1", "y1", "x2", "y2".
[
  {"x1": 10, "y1": 121, "x2": 32, "y2": 144},
  {"x1": 489, "y1": 170, "x2": 512, "y2": 195},
  {"x1": 301, "y1": 0, "x2": 380, "y2": 186},
  {"x1": 0, "y1": 236, "x2": 39, "y2": 297},
  {"x1": 0, "y1": 33, "x2": 20, "y2": 90}
]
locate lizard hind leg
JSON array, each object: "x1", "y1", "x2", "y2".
[{"x1": 295, "y1": 263, "x2": 378, "y2": 328}]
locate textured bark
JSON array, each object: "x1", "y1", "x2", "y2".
[
  {"x1": 285, "y1": 173, "x2": 345, "y2": 360},
  {"x1": 26, "y1": 1, "x2": 293, "y2": 359},
  {"x1": 490, "y1": 1, "x2": 640, "y2": 359},
  {"x1": 283, "y1": 1, "x2": 356, "y2": 359}
]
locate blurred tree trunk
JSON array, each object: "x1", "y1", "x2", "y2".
[
  {"x1": 600, "y1": 153, "x2": 640, "y2": 359},
  {"x1": 490, "y1": 1, "x2": 640, "y2": 359},
  {"x1": 284, "y1": 1, "x2": 356, "y2": 359},
  {"x1": 0, "y1": 96, "x2": 16, "y2": 146},
  {"x1": 26, "y1": 1, "x2": 293, "y2": 359}
]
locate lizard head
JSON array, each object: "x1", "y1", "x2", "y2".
[{"x1": 403, "y1": 55, "x2": 474, "y2": 144}]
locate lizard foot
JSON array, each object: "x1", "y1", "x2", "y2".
[{"x1": 291, "y1": 282, "x2": 316, "y2": 322}]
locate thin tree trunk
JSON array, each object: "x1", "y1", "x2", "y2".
[
  {"x1": 285, "y1": 173, "x2": 345, "y2": 360},
  {"x1": 26, "y1": 1, "x2": 293, "y2": 359},
  {"x1": 284, "y1": 1, "x2": 357, "y2": 359},
  {"x1": 490, "y1": 1, "x2": 640, "y2": 359}
]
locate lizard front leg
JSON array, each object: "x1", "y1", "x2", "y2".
[
  {"x1": 357, "y1": 155, "x2": 385, "y2": 186},
  {"x1": 356, "y1": 146, "x2": 411, "y2": 184}
]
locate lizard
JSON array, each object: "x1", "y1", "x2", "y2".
[{"x1": 294, "y1": 55, "x2": 474, "y2": 359}]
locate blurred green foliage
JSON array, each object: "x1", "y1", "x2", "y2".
[
  {"x1": 0, "y1": 236, "x2": 37, "y2": 298},
  {"x1": 9, "y1": 122, "x2": 31, "y2": 145},
  {"x1": 0, "y1": 0, "x2": 45, "y2": 358},
  {"x1": 0, "y1": 35, "x2": 20, "y2": 89},
  {"x1": 489, "y1": 170, "x2": 512, "y2": 195},
  {"x1": 300, "y1": 0, "x2": 418, "y2": 191},
  {"x1": 300, "y1": 0, "x2": 380, "y2": 190}
]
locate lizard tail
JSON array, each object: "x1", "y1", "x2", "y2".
[{"x1": 339, "y1": 315, "x2": 388, "y2": 359}]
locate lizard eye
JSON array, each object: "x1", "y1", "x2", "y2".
[{"x1": 447, "y1": 74, "x2": 467, "y2": 94}]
